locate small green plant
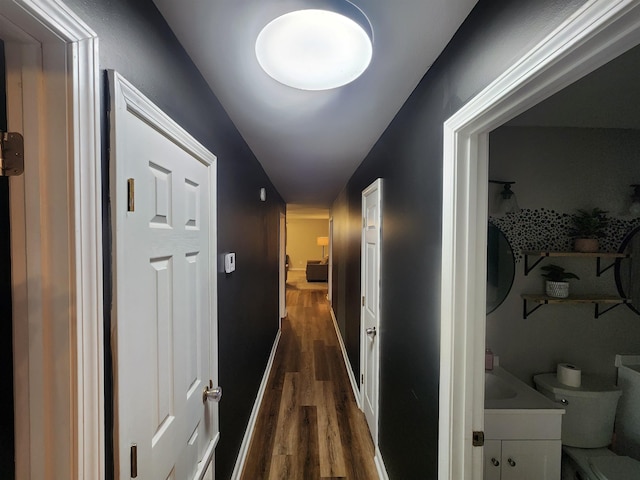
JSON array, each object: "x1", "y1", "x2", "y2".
[
  {"x1": 570, "y1": 208, "x2": 609, "y2": 239},
  {"x1": 541, "y1": 264, "x2": 580, "y2": 282}
]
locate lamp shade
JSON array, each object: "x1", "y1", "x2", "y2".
[{"x1": 317, "y1": 236, "x2": 329, "y2": 246}]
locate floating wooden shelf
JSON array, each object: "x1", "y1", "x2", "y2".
[
  {"x1": 522, "y1": 251, "x2": 631, "y2": 276},
  {"x1": 521, "y1": 293, "x2": 631, "y2": 319}
]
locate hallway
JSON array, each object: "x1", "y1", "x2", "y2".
[{"x1": 241, "y1": 284, "x2": 378, "y2": 479}]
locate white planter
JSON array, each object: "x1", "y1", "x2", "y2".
[{"x1": 546, "y1": 280, "x2": 569, "y2": 298}]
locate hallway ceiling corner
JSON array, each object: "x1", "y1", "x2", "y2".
[{"x1": 151, "y1": 0, "x2": 479, "y2": 206}]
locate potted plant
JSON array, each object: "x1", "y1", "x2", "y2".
[
  {"x1": 569, "y1": 208, "x2": 609, "y2": 252},
  {"x1": 541, "y1": 264, "x2": 579, "y2": 298}
]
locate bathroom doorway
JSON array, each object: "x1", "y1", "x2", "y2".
[{"x1": 439, "y1": 2, "x2": 640, "y2": 478}]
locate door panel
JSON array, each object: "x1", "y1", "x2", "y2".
[
  {"x1": 361, "y1": 178, "x2": 382, "y2": 444},
  {"x1": 110, "y1": 71, "x2": 218, "y2": 479},
  {"x1": 483, "y1": 440, "x2": 502, "y2": 480}
]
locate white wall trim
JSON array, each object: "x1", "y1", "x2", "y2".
[
  {"x1": 5, "y1": 1, "x2": 103, "y2": 479},
  {"x1": 230, "y1": 330, "x2": 282, "y2": 480},
  {"x1": 331, "y1": 303, "x2": 386, "y2": 479},
  {"x1": 374, "y1": 445, "x2": 389, "y2": 480},
  {"x1": 438, "y1": 1, "x2": 640, "y2": 479},
  {"x1": 330, "y1": 306, "x2": 361, "y2": 407}
]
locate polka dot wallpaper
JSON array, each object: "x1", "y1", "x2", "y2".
[{"x1": 489, "y1": 209, "x2": 640, "y2": 262}]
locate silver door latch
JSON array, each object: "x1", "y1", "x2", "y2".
[
  {"x1": 0, "y1": 132, "x2": 24, "y2": 177},
  {"x1": 203, "y1": 379, "x2": 222, "y2": 403}
]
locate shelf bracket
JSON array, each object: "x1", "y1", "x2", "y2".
[
  {"x1": 594, "y1": 301, "x2": 627, "y2": 318},
  {"x1": 524, "y1": 254, "x2": 546, "y2": 276},
  {"x1": 596, "y1": 256, "x2": 622, "y2": 277},
  {"x1": 523, "y1": 298, "x2": 545, "y2": 319}
]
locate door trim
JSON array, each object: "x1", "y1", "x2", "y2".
[
  {"x1": 328, "y1": 216, "x2": 334, "y2": 303},
  {"x1": 5, "y1": 1, "x2": 102, "y2": 478},
  {"x1": 439, "y1": 1, "x2": 640, "y2": 478},
  {"x1": 279, "y1": 212, "x2": 287, "y2": 321}
]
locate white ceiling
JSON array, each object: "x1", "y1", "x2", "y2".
[{"x1": 151, "y1": 0, "x2": 478, "y2": 206}]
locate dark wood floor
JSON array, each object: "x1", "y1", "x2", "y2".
[{"x1": 241, "y1": 287, "x2": 378, "y2": 479}]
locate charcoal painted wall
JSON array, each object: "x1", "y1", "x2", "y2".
[
  {"x1": 63, "y1": 1, "x2": 284, "y2": 478},
  {"x1": 330, "y1": 0, "x2": 587, "y2": 477}
]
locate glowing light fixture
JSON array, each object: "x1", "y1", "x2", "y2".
[{"x1": 255, "y1": 1, "x2": 373, "y2": 90}]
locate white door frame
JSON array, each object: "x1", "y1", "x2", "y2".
[
  {"x1": 328, "y1": 216, "x2": 333, "y2": 303},
  {"x1": 439, "y1": 1, "x2": 640, "y2": 479},
  {"x1": 4, "y1": 1, "x2": 102, "y2": 479},
  {"x1": 280, "y1": 212, "x2": 287, "y2": 321}
]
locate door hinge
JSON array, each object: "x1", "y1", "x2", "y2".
[
  {"x1": 130, "y1": 443, "x2": 138, "y2": 478},
  {"x1": 127, "y1": 178, "x2": 135, "y2": 212},
  {"x1": 472, "y1": 431, "x2": 485, "y2": 447},
  {"x1": 362, "y1": 295, "x2": 365, "y2": 306},
  {"x1": 361, "y1": 374, "x2": 364, "y2": 385},
  {"x1": 363, "y1": 217, "x2": 366, "y2": 228},
  {"x1": 0, "y1": 132, "x2": 24, "y2": 177}
]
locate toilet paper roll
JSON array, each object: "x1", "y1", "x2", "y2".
[{"x1": 557, "y1": 363, "x2": 582, "y2": 387}]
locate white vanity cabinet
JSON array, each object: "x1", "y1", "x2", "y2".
[
  {"x1": 484, "y1": 367, "x2": 564, "y2": 480},
  {"x1": 484, "y1": 439, "x2": 561, "y2": 479}
]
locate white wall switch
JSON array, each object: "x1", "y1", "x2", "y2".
[{"x1": 224, "y1": 252, "x2": 236, "y2": 273}]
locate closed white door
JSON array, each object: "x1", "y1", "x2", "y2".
[
  {"x1": 361, "y1": 178, "x2": 382, "y2": 443},
  {"x1": 110, "y1": 71, "x2": 219, "y2": 479}
]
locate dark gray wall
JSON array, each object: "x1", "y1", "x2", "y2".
[
  {"x1": 63, "y1": 1, "x2": 284, "y2": 478},
  {"x1": 330, "y1": 0, "x2": 587, "y2": 477}
]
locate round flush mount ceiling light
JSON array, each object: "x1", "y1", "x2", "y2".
[{"x1": 255, "y1": 2, "x2": 373, "y2": 91}]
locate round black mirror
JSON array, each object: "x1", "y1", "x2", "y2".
[
  {"x1": 615, "y1": 225, "x2": 640, "y2": 315},
  {"x1": 487, "y1": 223, "x2": 515, "y2": 314}
]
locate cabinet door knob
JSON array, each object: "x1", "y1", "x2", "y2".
[
  {"x1": 491, "y1": 458, "x2": 500, "y2": 467},
  {"x1": 507, "y1": 458, "x2": 516, "y2": 467}
]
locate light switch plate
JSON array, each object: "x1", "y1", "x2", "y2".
[{"x1": 224, "y1": 253, "x2": 236, "y2": 273}]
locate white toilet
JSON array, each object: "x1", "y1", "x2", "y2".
[{"x1": 534, "y1": 365, "x2": 640, "y2": 480}]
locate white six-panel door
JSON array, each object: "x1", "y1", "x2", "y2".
[
  {"x1": 361, "y1": 178, "x2": 382, "y2": 444},
  {"x1": 110, "y1": 71, "x2": 219, "y2": 479}
]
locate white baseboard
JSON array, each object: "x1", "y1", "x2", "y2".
[
  {"x1": 230, "y1": 328, "x2": 282, "y2": 480},
  {"x1": 329, "y1": 306, "x2": 361, "y2": 408},
  {"x1": 331, "y1": 307, "x2": 388, "y2": 480},
  {"x1": 374, "y1": 445, "x2": 389, "y2": 480}
]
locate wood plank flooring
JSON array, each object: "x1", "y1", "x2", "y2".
[{"x1": 241, "y1": 288, "x2": 378, "y2": 480}]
